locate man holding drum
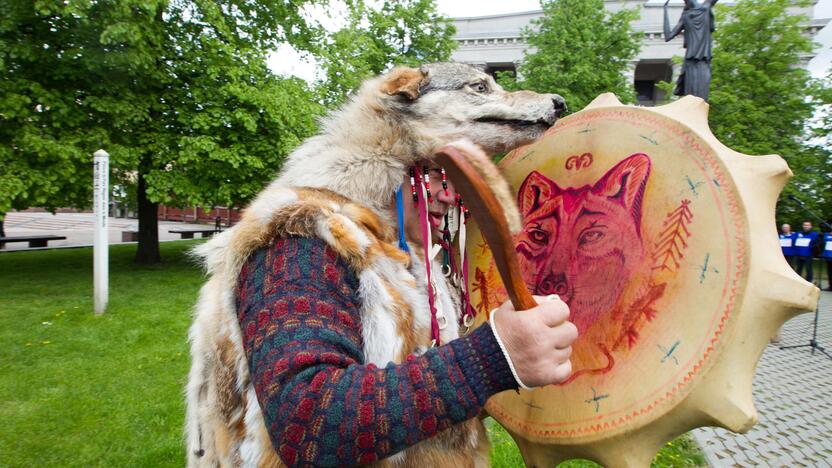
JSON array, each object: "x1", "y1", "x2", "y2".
[{"x1": 186, "y1": 62, "x2": 577, "y2": 467}]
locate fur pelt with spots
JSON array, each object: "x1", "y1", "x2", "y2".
[{"x1": 185, "y1": 63, "x2": 563, "y2": 466}]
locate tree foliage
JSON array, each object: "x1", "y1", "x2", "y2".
[
  {"x1": 707, "y1": 0, "x2": 828, "y2": 224},
  {"x1": 803, "y1": 70, "x2": 832, "y2": 226},
  {"x1": 317, "y1": 0, "x2": 457, "y2": 105},
  {"x1": 0, "y1": 0, "x2": 457, "y2": 262},
  {"x1": 1, "y1": 0, "x2": 324, "y2": 262},
  {"x1": 499, "y1": 0, "x2": 642, "y2": 112},
  {"x1": 0, "y1": 1, "x2": 106, "y2": 214}
]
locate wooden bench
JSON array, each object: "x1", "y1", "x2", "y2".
[
  {"x1": 121, "y1": 230, "x2": 139, "y2": 242},
  {"x1": 168, "y1": 229, "x2": 221, "y2": 239},
  {"x1": 0, "y1": 235, "x2": 67, "y2": 248}
]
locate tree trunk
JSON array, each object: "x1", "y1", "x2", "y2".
[{"x1": 135, "y1": 166, "x2": 161, "y2": 264}]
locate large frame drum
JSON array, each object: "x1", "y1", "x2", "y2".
[{"x1": 465, "y1": 94, "x2": 818, "y2": 466}]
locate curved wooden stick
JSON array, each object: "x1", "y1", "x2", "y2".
[{"x1": 433, "y1": 146, "x2": 537, "y2": 311}]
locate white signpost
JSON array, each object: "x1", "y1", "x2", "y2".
[{"x1": 93, "y1": 149, "x2": 109, "y2": 315}]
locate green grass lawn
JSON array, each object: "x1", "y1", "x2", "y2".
[
  {"x1": 0, "y1": 242, "x2": 202, "y2": 467},
  {"x1": 0, "y1": 242, "x2": 706, "y2": 467},
  {"x1": 486, "y1": 417, "x2": 706, "y2": 467}
]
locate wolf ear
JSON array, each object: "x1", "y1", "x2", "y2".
[
  {"x1": 380, "y1": 67, "x2": 427, "y2": 100},
  {"x1": 592, "y1": 153, "x2": 651, "y2": 220},
  {"x1": 518, "y1": 171, "x2": 561, "y2": 218}
]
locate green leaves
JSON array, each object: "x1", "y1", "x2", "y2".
[
  {"x1": 502, "y1": 0, "x2": 642, "y2": 113},
  {"x1": 707, "y1": 0, "x2": 829, "y2": 223},
  {"x1": 1, "y1": 0, "x2": 454, "y2": 260},
  {"x1": 316, "y1": 0, "x2": 456, "y2": 105},
  {"x1": 1, "y1": 0, "x2": 322, "y2": 209},
  {"x1": 0, "y1": 0, "x2": 326, "y2": 262}
]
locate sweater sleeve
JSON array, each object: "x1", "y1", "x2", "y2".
[{"x1": 236, "y1": 237, "x2": 517, "y2": 467}]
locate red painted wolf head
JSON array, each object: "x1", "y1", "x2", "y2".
[{"x1": 515, "y1": 153, "x2": 652, "y2": 334}]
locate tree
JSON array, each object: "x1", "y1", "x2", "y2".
[
  {"x1": 1, "y1": 1, "x2": 323, "y2": 263},
  {"x1": 316, "y1": 0, "x2": 457, "y2": 105},
  {"x1": 0, "y1": 2, "x2": 106, "y2": 216},
  {"x1": 498, "y1": 0, "x2": 642, "y2": 112},
  {"x1": 811, "y1": 71, "x2": 832, "y2": 223},
  {"x1": 707, "y1": 0, "x2": 827, "y2": 223}
]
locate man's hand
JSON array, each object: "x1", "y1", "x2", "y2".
[{"x1": 491, "y1": 295, "x2": 578, "y2": 388}]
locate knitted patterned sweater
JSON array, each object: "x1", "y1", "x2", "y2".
[{"x1": 236, "y1": 236, "x2": 518, "y2": 466}]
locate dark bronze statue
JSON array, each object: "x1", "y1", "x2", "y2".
[{"x1": 664, "y1": 0, "x2": 718, "y2": 101}]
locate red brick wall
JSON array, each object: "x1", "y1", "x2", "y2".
[{"x1": 157, "y1": 205, "x2": 242, "y2": 226}]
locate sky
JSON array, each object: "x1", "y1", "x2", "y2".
[{"x1": 267, "y1": 0, "x2": 832, "y2": 80}]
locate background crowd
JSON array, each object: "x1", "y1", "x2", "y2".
[{"x1": 780, "y1": 220, "x2": 832, "y2": 289}]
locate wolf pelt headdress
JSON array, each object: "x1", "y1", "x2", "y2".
[{"x1": 185, "y1": 63, "x2": 562, "y2": 467}]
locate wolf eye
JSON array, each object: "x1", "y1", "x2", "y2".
[
  {"x1": 470, "y1": 81, "x2": 488, "y2": 93},
  {"x1": 579, "y1": 229, "x2": 605, "y2": 246},
  {"x1": 529, "y1": 229, "x2": 549, "y2": 244}
]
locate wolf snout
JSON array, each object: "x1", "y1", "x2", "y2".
[
  {"x1": 550, "y1": 94, "x2": 568, "y2": 118},
  {"x1": 537, "y1": 272, "x2": 571, "y2": 300}
]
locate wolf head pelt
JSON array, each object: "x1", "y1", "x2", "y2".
[
  {"x1": 273, "y1": 62, "x2": 564, "y2": 220},
  {"x1": 515, "y1": 153, "x2": 652, "y2": 335}
]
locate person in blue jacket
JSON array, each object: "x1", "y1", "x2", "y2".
[
  {"x1": 794, "y1": 221, "x2": 819, "y2": 284},
  {"x1": 821, "y1": 221, "x2": 832, "y2": 291},
  {"x1": 772, "y1": 223, "x2": 799, "y2": 344},
  {"x1": 779, "y1": 223, "x2": 796, "y2": 268}
]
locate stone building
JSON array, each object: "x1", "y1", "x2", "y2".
[{"x1": 451, "y1": 1, "x2": 829, "y2": 106}]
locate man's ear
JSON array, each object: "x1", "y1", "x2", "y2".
[{"x1": 380, "y1": 67, "x2": 427, "y2": 100}]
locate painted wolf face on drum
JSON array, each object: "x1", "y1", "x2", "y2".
[{"x1": 515, "y1": 153, "x2": 652, "y2": 334}]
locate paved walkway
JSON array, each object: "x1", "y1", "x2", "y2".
[
  {"x1": 692, "y1": 290, "x2": 832, "y2": 467},
  {"x1": 2, "y1": 211, "x2": 214, "y2": 251}
]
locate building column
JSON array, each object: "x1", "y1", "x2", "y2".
[
  {"x1": 670, "y1": 61, "x2": 680, "y2": 86},
  {"x1": 513, "y1": 60, "x2": 524, "y2": 81},
  {"x1": 624, "y1": 60, "x2": 638, "y2": 85}
]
